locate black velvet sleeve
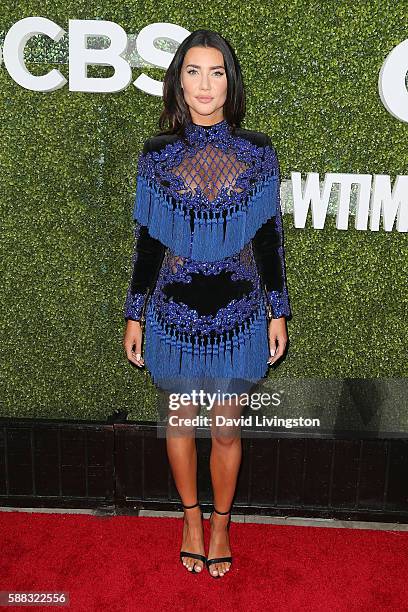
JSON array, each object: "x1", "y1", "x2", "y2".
[
  {"x1": 123, "y1": 139, "x2": 166, "y2": 322},
  {"x1": 251, "y1": 137, "x2": 292, "y2": 319}
]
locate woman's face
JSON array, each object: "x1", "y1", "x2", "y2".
[{"x1": 180, "y1": 46, "x2": 228, "y2": 125}]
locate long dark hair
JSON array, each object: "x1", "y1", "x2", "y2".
[{"x1": 157, "y1": 29, "x2": 246, "y2": 137}]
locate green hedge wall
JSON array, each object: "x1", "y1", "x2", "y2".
[{"x1": 0, "y1": 1, "x2": 407, "y2": 425}]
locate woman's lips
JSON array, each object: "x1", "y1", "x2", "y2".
[{"x1": 196, "y1": 97, "x2": 213, "y2": 103}]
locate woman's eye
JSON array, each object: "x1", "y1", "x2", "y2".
[{"x1": 186, "y1": 69, "x2": 225, "y2": 76}]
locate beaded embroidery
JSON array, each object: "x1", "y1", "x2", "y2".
[{"x1": 153, "y1": 242, "x2": 262, "y2": 335}]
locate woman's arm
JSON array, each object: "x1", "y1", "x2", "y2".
[
  {"x1": 251, "y1": 138, "x2": 292, "y2": 319},
  {"x1": 124, "y1": 138, "x2": 166, "y2": 322},
  {"x1": 123, "y1": 221, "x2": 166, "y2": 321}
]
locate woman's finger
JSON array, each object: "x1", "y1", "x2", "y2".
[
  {"x1": 128, "y1": 341, "x2": 145, "y2": 367},
  {"x1": 130, "y1": 350, "x2": 145, "y2": 368},
  {"x1": 124, "y1": 336, "x2": 145, "y2": 368},
  {"x1": 267, "y1": 335, "x2": 286, "y2": 365},
  {"x1": 267, "y1": 333, "x2": 278, "y2": 364}
]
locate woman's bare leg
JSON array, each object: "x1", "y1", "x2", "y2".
[
  {"x1": 165, "y1": 395, "x2": 205, "y2": 572},
  {"x1": 208, "y1": 394, "x2": 244, "y2": 577}
]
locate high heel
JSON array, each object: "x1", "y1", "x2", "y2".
[
  {"x1": 179, "y1": 501, "x2": 207, "y2": 573},
  {"x1": 206, "y1": 506, "x2": 233, "y2": 578}
]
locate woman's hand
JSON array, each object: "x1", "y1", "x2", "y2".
[
  {"x1": 123, "y1": 320, "x2": 145, "y2": 368},
  {"x1": 267, "y1": 317, "x2": 288, "y2": 366}
]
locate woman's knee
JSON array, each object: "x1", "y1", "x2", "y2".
[
  {"x1": 166, "y1": 401, "x2": 201, "y2": 437},
  {"x1": 210, "y1": 427, "x2": 241, "y2": 445}
]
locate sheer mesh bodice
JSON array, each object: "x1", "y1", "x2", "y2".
[{"x1": 173, "y1": 141, "x2": 248, "y2": 200}]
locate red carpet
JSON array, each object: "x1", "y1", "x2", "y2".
[{"x1": 0, "y1": 511, "x2": 407, "y2": 612}]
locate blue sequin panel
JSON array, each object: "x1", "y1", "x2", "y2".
[{"x1": 124, "y1": 290, "x2": 146, "y2": 320}]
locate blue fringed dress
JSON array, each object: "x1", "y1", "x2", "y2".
[{"x1": 124, "y1": 118, "x2": 291, "y2": 395}]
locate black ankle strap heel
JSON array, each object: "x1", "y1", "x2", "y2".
[
  {"x1": 206, "y1": 505, "x2": 233, "y2": 578},
  {"x1": 179, "y1": 501, "x2": 207, "y2": 574}
]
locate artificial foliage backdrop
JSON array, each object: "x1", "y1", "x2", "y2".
[{"x1": 0, "y1": 1, "x2": 407, "y2": 428}]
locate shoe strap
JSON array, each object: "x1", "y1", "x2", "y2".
[
  {"x1": 207, "y1": 557, "x2": 232, "y2": 565},
  {"x1": 182, "y1": 501, "x2": 200, "y2": 509},
  {"x1": 213, "y1": 506, "x2": 232, "y2": 515},
  {"x1": 180, "y1": 552, "x2": 207, "y2": 562}
]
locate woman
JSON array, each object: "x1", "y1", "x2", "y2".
[{"x1": 123, "y1": 29, "x2": 291, "y2": 578}]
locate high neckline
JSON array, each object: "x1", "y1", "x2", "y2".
[
  {"x1": 191, "y1": 118, "x2": 226, "y2": 128},
  {"x1": 184, "y1": 118, "x2": 231, "y2": 145}
]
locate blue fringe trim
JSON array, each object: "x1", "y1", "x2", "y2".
[
  {"x1": 133, "y1": 174, "x2": 278, "y2": 261},
  {"x1": 143, "y1": 299, "x2": 270, "y2": 393}
]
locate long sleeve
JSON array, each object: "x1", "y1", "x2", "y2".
[
  {"x1": 123, "y1": 139, "x2": 166, "y2": 322},
  {"x1": 123, "y1": 222, "x2": 166, "y2": 321},
  {"x1": 251, "y1": 138, "x2": 292, "y2": 319}
]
